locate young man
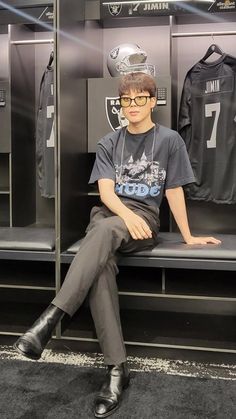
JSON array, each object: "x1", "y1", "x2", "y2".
[{"x1": 14, "y1": 72, "x2": 220, "y2": 418}]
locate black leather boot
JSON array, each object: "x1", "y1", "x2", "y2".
[
  {"x1": 13, "y1": 304, "x2": 64, "y2": 360},
  {"x1": 94, "y1": 362, "x2": 130, "y2": 418}
]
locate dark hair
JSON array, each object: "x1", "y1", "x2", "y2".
[{"x1": 118, "y1": 72, "x2": 157, "y2": 97}]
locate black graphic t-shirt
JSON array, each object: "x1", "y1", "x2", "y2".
[{"x1": 89, "y1": 124, "x2": 195, "y2": 209}]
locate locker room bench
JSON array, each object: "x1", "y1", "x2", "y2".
[
  {"x1": 1, "y1": 228, "x2": 235, "y2": 269},
  {"x1": 61, "y1": 232, "x2": 236, "y2": 271},
  {"x1": 0, "y1": 227, "x2": 55, "y2": 261}
]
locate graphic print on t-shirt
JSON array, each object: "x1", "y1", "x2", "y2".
[
  {"x1": 89, "y1": 124, "x2": 195, "y2": 209},
  {"x1": 114, "y1": 151, "x2": 166, "y2": 199}
]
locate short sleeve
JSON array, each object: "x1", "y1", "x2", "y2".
[
  {"x1": 178, "y1": 72, "x2": 192, "y2": 149},
  {"x1": 89, "y1": 142, "x2": 116, "y2": 184},
  {"x1": 165, "y1": 134, "x2": 195, "y2": 190}
]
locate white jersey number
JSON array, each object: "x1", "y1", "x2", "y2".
[
  {"x1": 205, "y1": 102, "x2": 221, "y2": 149},
  {"x1": 46, "y1": 83, "x2": 54, "y2": 148},
  {"x1": 46, "y1": 105, "x2": 54, "y2": 148}
]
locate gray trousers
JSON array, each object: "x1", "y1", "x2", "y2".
[{"x1": 52, "y1": 200, "x2": 159, "y2": 365}]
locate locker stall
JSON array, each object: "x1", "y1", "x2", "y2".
[
  {"x1": 172, "y1": 13, "x2": 236, "y2": 234},
  {"x1": 10, "y1": 23, "x2": 55, "y2": 227},
  {"x1": 0, "y1": 6, "x2": 55, "y2": 228},
  {"x1": 0, "y1": 1, "x2": 56, "y2": 336},
  {"x1": 0, "y1": 25, "x2": 11, "y2": 226}
]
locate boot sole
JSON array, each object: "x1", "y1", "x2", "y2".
[{"x1": 13, "y1": 342, "x2": 41, "y2": 361}]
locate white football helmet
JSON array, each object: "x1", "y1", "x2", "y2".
[{"x1": 107, "y1": 43, "x2": 156, "y2": 77}]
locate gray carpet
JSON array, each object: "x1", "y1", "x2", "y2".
[{"x1": 0, "y1": 356, "x2": 236, "y2": 419}]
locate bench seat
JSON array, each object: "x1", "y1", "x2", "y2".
[
  {"x1": 0, "y1": 227, "x2": 55, "y2": 251},
  {"x1": 62, "y1": 232, "x2": 236, "y2": 271},
  {"x1": 0, "y1": 227, "x2": 55, "y2": 261}
]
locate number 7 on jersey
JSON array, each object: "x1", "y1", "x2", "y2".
[{"x1": 205, "y1": 102, "x2": 221, "y2": 149}]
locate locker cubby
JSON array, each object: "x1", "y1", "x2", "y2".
[
  {"x1": 120, "y1": 309, "x2": 236, "y2": 351},
  {"x1": 165, "y1": 268, "x2": 236, "y2": 299},
  {"x1": 0, "y1": 288, "x2": 54, "y2": 335},
  {"x1": 0, "y1": 195, "x2": 10, "y2": 226},
  {"x1": 0, "y1": 153, "x2": 10, "y2": 192},
  {"x1": 0, "y1": 259, "x2": 56, "y2": 289}
]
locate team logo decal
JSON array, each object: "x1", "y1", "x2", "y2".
[
  {"x1": 108, "y1": 4, "x2": 122, "y2": 16},
  {"x1": 105, "y1": 97, "x2": 128, "y2": 131},
  {"x1": 110, "y1": 47, "x2": 119, "y2": 60}
]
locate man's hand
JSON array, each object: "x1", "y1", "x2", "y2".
[
  {"x1": 185, "y1": 236, "x2": 221, "y2": 245},
  {"x1": 98, "y1": 179, "x2": 153, "y2": 240},
  {"x1": 122, "y1": 210, "x2": 153, "y2": 240}
]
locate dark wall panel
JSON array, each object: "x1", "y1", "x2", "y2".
[{"x1": 58, "y1": 0, "x2": 103, "y2": 250}]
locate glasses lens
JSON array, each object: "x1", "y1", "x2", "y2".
[
  {"x1": 134, "y1": 96, "x2": 148, "y2": 106},
  {"x1": 120, "y1": 96, "x2": 150, "y2": 107},
  {"x1": 120, "y1": 97, "x2": 131, "y2": 107}
]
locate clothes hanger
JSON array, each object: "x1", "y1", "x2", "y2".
[{"x1": 201, "y1": 44, "x2": 224, "y2": 62}]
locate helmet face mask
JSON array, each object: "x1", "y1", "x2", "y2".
[
  {"x1": 107, "y1": 43, "x2": 156, "y2": 77},
  {"x1": 117, "y1": 62, "x2": 156, "y2": 77}
]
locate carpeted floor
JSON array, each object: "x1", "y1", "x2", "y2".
[{"x1": 0, "y1": 346, "x2": 236, "y2": 419}]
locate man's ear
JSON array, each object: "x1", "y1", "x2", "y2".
[{"x1": 151, "y1": 96, "x2": 157, "y2": 108}]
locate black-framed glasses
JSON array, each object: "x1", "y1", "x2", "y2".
[{"x1": 120, "y1": 95, "x2": 151, "y2": 108}]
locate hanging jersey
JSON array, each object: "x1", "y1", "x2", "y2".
[
  {"x1": 36, "y1": 58, "x2": 55, "y2": 198},
  {"x1": 178, "y1": 54, "x2": 236, "y2": 204}
]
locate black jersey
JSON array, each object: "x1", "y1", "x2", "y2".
[
  {"x1": 178, "y1": 53, "x2": 236, "y2": 204},
  {"x1": 36, "y1": 54, "x2": 55, "y2": 198}
]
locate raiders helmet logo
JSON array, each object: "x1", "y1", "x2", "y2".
[
  {"x1": 110, "y1": 47, "x2": 119, "y2": 60},
  {"x1": 105, "y1": 97, "x2": 128, "y2": 131},
  {"x1": 108, "y1": 4, "x2": 122, "y2": 16}
]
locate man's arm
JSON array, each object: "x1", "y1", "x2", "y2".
[
  {"x1": 98, "y1": 179, "x2": 152, "y2": 241},
  {"x1": 165, "y1": 186, "x2": 221, "y2": 245}
]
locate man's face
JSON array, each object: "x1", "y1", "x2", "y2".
[{"x1": 120, "y1": 89, "x2": 156, "y2": 125}]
